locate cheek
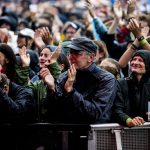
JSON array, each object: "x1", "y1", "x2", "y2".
[
  {"x1": 69, "y1": 55, "x2": 76, "y2": 61},
  {"x1": 142, "y1": 64, "x2": 146, "y2": 71},
  {"x1": 130, "y1": 62, "x2": 133, "y2": 66},
  {"x1": 0, "y1": 58, "x2": 5, "y2": 66}
]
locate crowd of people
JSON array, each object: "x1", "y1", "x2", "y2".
[{"x1": 0, "y1": 0, "x2": 150, "y2": 149}]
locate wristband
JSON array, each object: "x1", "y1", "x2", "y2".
[
  {"x1": 139, "y1": 38, "x2": 148, "y2": 47},
  {"x1": 131, "y1": 43, "x2": 138, "y2": 50},
  {"x1": 126, "y1": 117, "x2": 132, "y2": 125}
]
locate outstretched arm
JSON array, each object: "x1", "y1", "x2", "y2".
[
  {"x1": 85, "y1": 0, "x2": 108, "y2": 40},
  {"x1": 34, "y1": 28, "x2": 46, "y2": 54},
  {"x1": 108, "y1": 0, "x2": 123, "y2": 34},
  {"x1": 119, "y1": 18, "x2": 150, "y2": 68}
]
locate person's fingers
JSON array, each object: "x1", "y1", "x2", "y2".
[
  {"x1": 27, "y1": 53, "x2": 30, "y2": 58},
  {"x1": 40, "y1": 68, "x2": 49, "y2": 78},
  {"x1": 71, "y1": 64, "x2": 76, "y2": 75},
  {"x1": 132, "y1": 118, "x2": 140, "y2": 125},
  {"x1": 69, "y1": 65, "x2": 74, "y2": 76},
  {"x1": 136, "y1": 117, "x2": 145, "y2": 124},
  {"x1": 128, "y1": 22, "x2": 134, "y2": 30},
  {"x1": 68, "y1": 68, "x2": 71, "y2": 78},
  {"x1": 132, "y1": 117, "x2": 143, "y2": 125}
]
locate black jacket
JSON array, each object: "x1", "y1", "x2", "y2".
[
  {"x1": 0, "y1": 82, "x2": 35, "y2": 124},
  {"x1": 113, "y1": 50, "x2": 150, "y2": 125},
  {"x1": 47, "y1": 63, "x2": 117, "y2": 124}
]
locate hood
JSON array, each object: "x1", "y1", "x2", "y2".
[
  {"x1": 131, "y1": 50, "x2": 150, "y2": 77},
  {"x1": 46, "y1": 45, "x2": 57, "y2": 52}
]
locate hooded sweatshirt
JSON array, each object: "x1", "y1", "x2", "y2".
[{"x1": 114, "y1": 50, "x2": 150, "y2": 125}]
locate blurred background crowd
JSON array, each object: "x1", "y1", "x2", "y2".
[{"x1": 0, "y1": 0, "x2": 150, "y2": 45}]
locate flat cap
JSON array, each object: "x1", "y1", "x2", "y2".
[{"x1": 66, "y1": 37, "x2": 97, "y2": 54}]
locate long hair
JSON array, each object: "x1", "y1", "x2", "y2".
[{"x1": 57, "y1": 53, "x2": 70, "y2": 72}]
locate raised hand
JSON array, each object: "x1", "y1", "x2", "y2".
[
  {"x1": 113, "y1": 0, "x2": 123, "y2": 19},
  {"x1": 50, "y1": 42, "x2": 62, "y2": 64},
  {"x1": 85, "y1": 0, "x2": 95, "y2": 18},
  {"x1": 126, "y1": 0, "x2": 136, "y2": 17},
  {"x1": 41, "y1": 27, "x2": 53, "y2": 45},
  {"x1": 127, "y1": 18, "x2": 142, "y2": 38},
  {"x1": 19, "y1": 46, "x2": 30, "y2": 67},
  {"x1": 34, "y1": 28, "x2": 45, "y2": 52},
  {"x1": 64, "y1": 64, "x2": 76, "y2": 93}
]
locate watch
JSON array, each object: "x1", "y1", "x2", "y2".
[{"x1": 137, "y1": 36, "x2": 145, "y2": 41}]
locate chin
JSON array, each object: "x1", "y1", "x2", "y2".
[
  {"x1": 132, "y1": 70, "x2": 139, "y2": 73},
  {"x1": 132, "y1": 70, "x2": 144, "y2": 75}
]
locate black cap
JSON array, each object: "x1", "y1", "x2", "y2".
[
  {"x1": 66, "y1": 37, "x2": 97, "y2": 54},
  {"x1": 0, "y1": 16, "x2": 17, "y2": 31}
]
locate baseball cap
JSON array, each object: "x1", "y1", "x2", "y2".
[
  {"x1": 18, "y1": 28, "x2": 35, "y2": 39},
  {"x1": 66, "y1": 37, "x2": 97, "y2": 54}
]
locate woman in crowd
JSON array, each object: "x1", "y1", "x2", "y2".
[
  {"x1": 0, "y1": 43, "x2": 29, "y2": 85},
  {"x1": 113, "y1": 50, "x2": 150, "y2": 127}
]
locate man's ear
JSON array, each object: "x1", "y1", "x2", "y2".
[{"x1": 88, "y1": 53, "x2": 95, "y2": 62}]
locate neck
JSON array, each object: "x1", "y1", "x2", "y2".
[{"x1": 135, "y1": 74, "x2": 142, "y2": 82}]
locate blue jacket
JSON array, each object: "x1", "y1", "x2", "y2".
[
  {"x1": 47, "y1": 63, "x2": 117, "y2": 124},
  {"x1": 92, "y1": 17, "x2": 127, "y2": 60}
]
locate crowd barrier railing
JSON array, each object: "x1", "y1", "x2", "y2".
[
  {"x1": 0, "y1": 122, "x2": 149, "y2": 150},
  {"x1": 88, "y1": 122, "x2": 150, "y2": 150}
]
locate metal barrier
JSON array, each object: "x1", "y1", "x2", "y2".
[
  {"x1": 88, "y1": 122, "x2": 150, "y2": 150},
  {"x1": 0, "y1": 123, "x2": 149, "y2": 150}
]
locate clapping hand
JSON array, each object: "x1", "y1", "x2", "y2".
[
  {"x1": 41, "y1": 27, "x2": 53, "y2": 45},
  {"x1": 64, "y1": 64, "x2": 76, "y2": 93},
  {"x1": 127, "y1": 18, "x2": 142, "y2": 38},
  {"x1": 50, "y1": 42, "x2": 62, "y2": 64},
  {"x1": 40, "y1": 67, "x2": 55, "y2": 91}
]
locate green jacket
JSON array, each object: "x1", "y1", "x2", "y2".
[
  {"x1": 15, "y1": 65, "x2": 30, "y2": 86},
  {"x1": 30, "y1": 62, "x2": 61, "y2": 122},
  {"x1": 15, "y1": 62, "x2": 61, "y2": 122}
]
